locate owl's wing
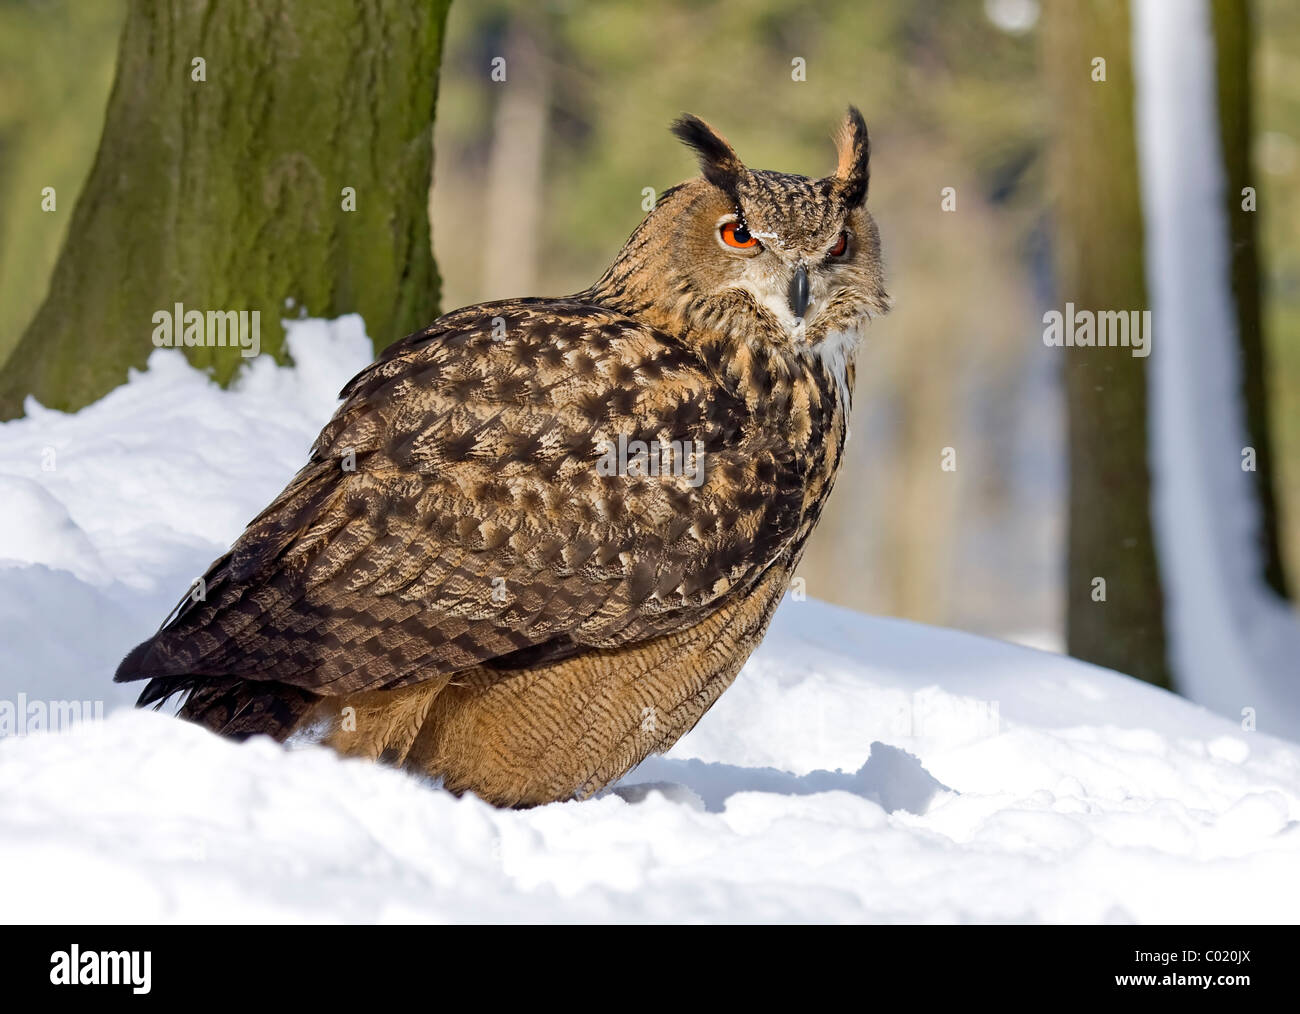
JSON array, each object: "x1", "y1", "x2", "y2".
[{"x1": 116, "y1": 299, "x2": 809, "y2": 698}]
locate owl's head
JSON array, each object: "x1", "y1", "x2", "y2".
[{"x1": 592, "y1": 108, "x2": 888, "y2": 350}]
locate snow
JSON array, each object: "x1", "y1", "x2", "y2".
[
  {"x1": 1133, "y1": 0, "x2": 1300, "y2": 737},
  {"x1": 3, "y1": 316, "x2": 1300, "y2": 923}
]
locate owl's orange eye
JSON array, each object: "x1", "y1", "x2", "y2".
[
  {"x1": 720, "y1": 222, "x2": 760, "y2": 249},
  {"x1": 828, "y1": 231, "x2": 849, "y2": 258}
]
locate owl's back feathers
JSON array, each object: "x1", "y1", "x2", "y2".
[{"x1": 117, "y1": 299, "x2": 812, "y2": 718}]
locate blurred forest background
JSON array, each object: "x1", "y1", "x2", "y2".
[{"x1": 0, "y1": 0, "x2": 1296, "y2": 661}]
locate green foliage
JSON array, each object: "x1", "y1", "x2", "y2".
[
  {"x1": 0, "y1": 0, "x2": 126, "y2": 369},
  {"x1": 433, "y1": 0, "x2": 1047, "y2": 309}
]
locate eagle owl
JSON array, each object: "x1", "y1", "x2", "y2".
[{"x1": 116, "y1": 108, "x2": 888, "y2": 807}]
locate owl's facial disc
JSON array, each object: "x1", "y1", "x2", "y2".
[
  {"x1": 713, "y1": 210, "x2": 863, "y2": 339},
  {"x1": 712, "y1": 211, "x2": 821, "y2": 331}
]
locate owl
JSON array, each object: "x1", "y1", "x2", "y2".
[{"x1": 116, "y1": 108, "x2": 888, "y2": 807}]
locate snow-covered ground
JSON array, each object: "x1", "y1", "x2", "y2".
[{"x1": 2, "y1": 318, "x2": 1299, "y2": 923}]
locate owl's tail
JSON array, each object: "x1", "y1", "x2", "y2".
[
  {"x1": 176, "y1": 677, "x2": 318, "y2": 741},
  {"x1": 117, "y1": 645, "x2": 318, "y2": 742}
]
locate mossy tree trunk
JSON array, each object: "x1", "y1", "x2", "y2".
[
  {"x1": 1042, "y1": 0, "x2": 1171, "y2": 687},
  {"x1": 0, "y1": 0, "x2": 451, "y2": 419},
  {"x1": 1211, "y1": 0, "x2": 1290, "y2": 600}
]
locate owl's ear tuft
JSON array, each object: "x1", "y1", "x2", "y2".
[
  {"x1": 671, "y1": 114, "x2": 745, "y2": 198},
  {"x1": 832, "y1": 106, "x2": 870, "y2": 207}
]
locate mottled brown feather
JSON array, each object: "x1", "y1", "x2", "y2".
[{"x1": 116, "y1": 109, "x2": 888, "y2": 806}]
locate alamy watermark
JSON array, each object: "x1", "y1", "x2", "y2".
[
  {"x1": 0, "y1": 693, "x2": 104, "y2": 737},
  {"x1": 151, "y1": 303, "x2": 261, "y2": 358},
  {"x1": 1043, "y1": 303, "x2": 1151, "y2": 358},
  {"x1": 50, "y1": 946, "x2": 151, "y2": 994},
  {"x1": 595, "y1": 433, "x2": 705, "y2": 487}
]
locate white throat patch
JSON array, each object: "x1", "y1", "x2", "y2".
[{"x1": 814, "y1": 326, "x2": 860, "y2": 407}]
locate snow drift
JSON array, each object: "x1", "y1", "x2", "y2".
[{"x1": 1, "y1": 317, "x2": 1298, "y2": 923}]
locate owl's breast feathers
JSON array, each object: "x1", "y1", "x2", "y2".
[{"x1": 116, "y1": 297, "x2": 853, "y2": 739}]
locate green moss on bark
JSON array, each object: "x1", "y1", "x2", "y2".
[{"x1": 0, "y1": 0, "x2": 451, "y2": 419}]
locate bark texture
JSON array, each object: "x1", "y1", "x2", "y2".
[
  {"x1": 1211, "y1": 0, "x2": 1290, "y2": 599},
  {"x1": 0, "y1": 0, "x2": 452, "y2": 419},
  {"x1": 1043, "y1": 0, "x2": 1171, "y2": 687}
]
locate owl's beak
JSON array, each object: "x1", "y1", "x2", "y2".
[{"x1": 788, "y1": 264, "x2": 810, "y2": 320}]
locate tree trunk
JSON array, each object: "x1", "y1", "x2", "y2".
[
  {"x1": 1133, "y1": 0, "x2": 1300, "y2": 734},
  {"x1": 0, "y1": 0, "x2": 451, "y2": 420},
  {"x1": 1211, "y1": 0, "x2": 1289, "y2": 599},
  {"x1": 1042, "y1": 0, "x2": 1171, "y2": 687}
]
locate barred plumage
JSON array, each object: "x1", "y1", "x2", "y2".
[{"x1": 116, "y1": 108, "x2": 889, "y2": 807}]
